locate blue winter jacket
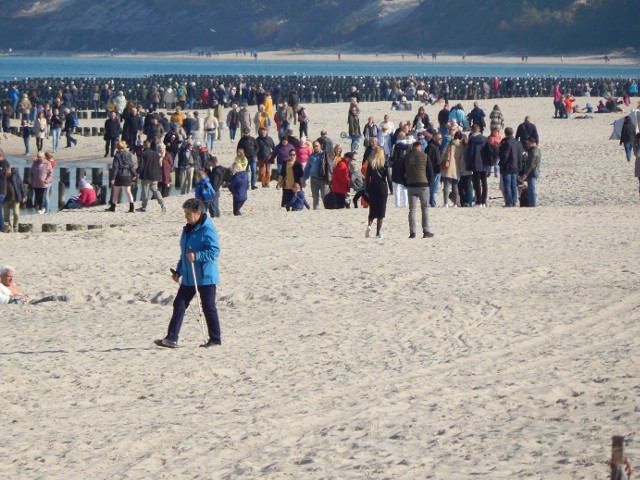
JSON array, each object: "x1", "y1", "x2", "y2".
[
  {"x1": 228, "y1": 171, "x2": 249, "y2": 202},
  {"x1": 176, "y1": 214, "x2": 220, "y2": 286}
]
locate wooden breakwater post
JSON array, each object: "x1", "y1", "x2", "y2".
[
  {"x1": 610, "y1": 435, "x2": 629, "y2": 480},
  {"x1": 92, "y1": 167, "x2": 106, "y2": 204},
  {"x1": 58, "y1": 167, "x2": 71, "y2": 210},
  {"x1": 17, "y1": 223, "x2": 33, "y2": 233}
]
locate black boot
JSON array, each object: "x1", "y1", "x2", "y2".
[
  {"x1": 105, "y1": 203, "x2": 116, "y2": 212},
  {"x1": 128, "y1": 203, "x2": 135, "y2": 213}
]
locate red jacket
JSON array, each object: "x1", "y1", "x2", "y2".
[
  {"x1": 78, "y1": 186, "x2": 97, "y2": 207},
  {"x1": 331, "y1": 158, "x2": 351, "y2": 194}
]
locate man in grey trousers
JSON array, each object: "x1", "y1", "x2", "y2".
[{"x1": 403, "y1": 141, "x2": 435, "y2": 238}]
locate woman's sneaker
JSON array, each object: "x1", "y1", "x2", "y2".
[{"x1": 365, "y1": 225, "x2": 371, "y2": 238}]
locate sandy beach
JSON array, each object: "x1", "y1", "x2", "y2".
[
  {"x1": 1, "y1": 96, "x2": 639, "y2": 478},
  {"x1": 69, "y1": 49, "x2": 640, "y2": 67}
]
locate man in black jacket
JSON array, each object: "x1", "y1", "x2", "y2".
[
  {"x1": 104, "y1": 111, "x2": 122, "y2": 157},
  {"x1": 237, "y1": 127, "x2": 259, "y2": 189},
  {"x1": 136, "y1": 141, "x2": 166, "y2": 213},
  {"x1": 404, "y1": 142, "x2": 434, "y2": 238},
  {"x1": 515, "y1": 116, "x2": 539, "y2": 148},
  {"x1": 499, "y1": 127, "x2": 525, "y2": 207},
  {"x1": 437, "y1": 103, "x2": 450, "y2": 132}
]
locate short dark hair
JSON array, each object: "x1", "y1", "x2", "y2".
[
  {"x1": 504, "y1": 127, "x2": 514, "y2": 136},
  {"x1": 182, "y1": 198, "x2": 203, "y2": 213}
]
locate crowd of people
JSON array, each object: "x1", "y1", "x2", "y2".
[{"x1": 2, "y1": 74, "x2": 640, "y2": 235}]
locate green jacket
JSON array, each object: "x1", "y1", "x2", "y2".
[{"x1": 523, "y1": 146, "x2": 541, "y2": 177}]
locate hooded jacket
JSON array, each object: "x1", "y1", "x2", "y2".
[{"x1": 228, "y1": 171, "x2": 249, "y2": 202}]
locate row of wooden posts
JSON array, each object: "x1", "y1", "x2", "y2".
[{"x1": 13, "y1": 223, "x2": 106, "y2": 233}]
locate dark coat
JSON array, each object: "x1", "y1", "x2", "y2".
[
  {"x1": 425, "y1": 140, "x2": 442, "y2": 175},
  {"x1": 515, "y1": 121, "x2": 539, "y2": 147},
  {"x1": 237, "y1": 135, "x2": 258, "y2": 158},
  {"x1": 466, "y1": 133, "x2": 488, "y2": 172},
  {"x1": 137, "y1": 149, "x2": 162, "y2": 181},
  {"x1": 498, "y1": 136, "x2": 524, "y2": 174},
  {"x1": 104, "y1": 117, "x2": 122, "y2": 140},
  {"x1": 228, "y1": 171, "x2": 249, "y2": 202},
  {"x1": 390, "y1": 142, "x2": 410, "y2": 184}
]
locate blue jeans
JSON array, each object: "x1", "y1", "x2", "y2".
[
  {"x1": 205, "y1": 131, "x2": 216, "y2": 152},
  {"x1": 207, "y1": 195, "x2": 220, "y2": 217},
  {"x1": 527, "y1": 171, "x2": 540, "y2": 207},
  {"x1": 350, "y1": 135, "x2": 361, "y2": 152},
  {"x1": 429, "y1": 172, "x2": 440, "y2": 207},
  {"x1": 52, "y1": 128, "x2": 61, "y2": 152},
  {"x1": 65, "y1": 130, "x2": 76, "y2": 147},
  {"x1": 44, "y1": 186, "x2": 51, "y2": 212},
  {"x1": 167, "y1": 283, "x2": 221, "y2": 344},
  {"x1": 503, "y1": 172, "x2": 518, "y2": 207},
  {"x1": 0, "y1": 194, "x2": 5, "y2": 232},
  {"x1": 624, "y1": 142, "x2": 633, "y2": 162},
  {"x1": 248, "y1": 156, "x2": 257, "y2": 188}
]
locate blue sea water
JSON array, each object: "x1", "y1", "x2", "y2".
[{"x1": 0, "y1": 55, "x2": 638, "y2": 81}]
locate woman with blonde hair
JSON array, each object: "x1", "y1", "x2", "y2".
[
  {"x1": 364, "y1": 146, "x2": 389, "y2": 239},
  {"x1": 254, "y1": 104, "x2": 270, "y2": 134},
  {"x1": 106, "y1": 141, "x2": 137, "y2": 213},
  {"x1": 203, "y1": 109, "x2": 219, "y2": 152}
]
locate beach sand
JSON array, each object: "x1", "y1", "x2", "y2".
[
  {"x1": 1, "y1": 97, "x2": 639, "y2": 478},
  {"x1": 72, "y1": 49, "x2": 640, "y2": 66}
]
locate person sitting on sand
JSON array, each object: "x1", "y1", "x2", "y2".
[
  {"x1": 0, "y1": 265, "x2": 69, "y2": 305},
  {"x1": 61, "y1": 176, "x2": 98, "y2": 210}
]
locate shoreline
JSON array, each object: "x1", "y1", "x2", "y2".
[{"x1": 2, "y1": 49, "x2": 639, "y2": 67}]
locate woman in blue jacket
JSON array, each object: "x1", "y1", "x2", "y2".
[{"x1": 156, "y1": 198, "x2": 221, "y2": 348}]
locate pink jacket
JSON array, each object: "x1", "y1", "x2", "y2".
[{"x1": 29, "y1": 159, "x2": 53, "y2": 189}]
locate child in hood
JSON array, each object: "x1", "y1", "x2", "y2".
[
  {"x1": 228, "y1": 161, "x2": 249, "y2": 216},
  {"x1": 284, "y1": 183, "x2": 310, "y2": 211},
  {"x1": 195, "y1": 169, "x2": 218, "y2": 217}
]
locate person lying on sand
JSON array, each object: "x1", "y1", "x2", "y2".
[{"x1": 0, "y1": 265, "x2": 69, "y2": 305}]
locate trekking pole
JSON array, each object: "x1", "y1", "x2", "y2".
[{"x1": 188, "y1": 247, "x2": 209, "y2": 344}]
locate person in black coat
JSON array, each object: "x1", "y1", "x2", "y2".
[
  {"x1": 425, "y1": 134, "x2": 442, "y2": 207},
  {"x1": 104, "y1": 111, "x2": 122, "y2": 157},
  {"x1": 620, "y1": 116, "x2": 637, "y2": 162},
  {"x1": 237, "y1": 127, "x2": 259, "y2": 189},
  {"x1": 499, "y1": 127, "x2": 525, "y2": 207},
  {"x1": 63, "y1": 108, "x2": 77, "y2": 148},
  {"x1": 515, "y1": 116, "x2": 539, "y2": 148},
  {"x1": 390, "y1": 133, "x2": 410, "y2": 207},
  {"x1": 136, "y1": 141, "x2": 166, "y2": 213}
]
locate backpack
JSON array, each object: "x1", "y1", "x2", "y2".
[
  {"x1": 198, "y1": 180, "x2": 216, "y2": 202},
  {"x1": 72, "y1": 115, "x2": 79, "y2": 128}
]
